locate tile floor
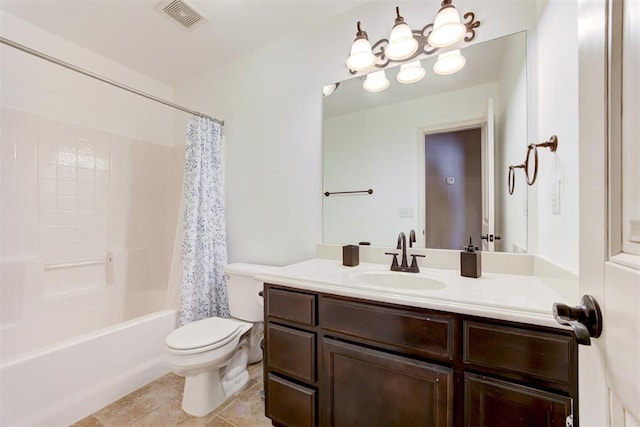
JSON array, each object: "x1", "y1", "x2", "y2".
[{"x1": 72, "y1": 362, "x2": 271, "y2": 427}]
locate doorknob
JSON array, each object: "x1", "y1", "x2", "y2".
[{"x1": 553, "y1": 295, "x2": 603, "y2": 345}]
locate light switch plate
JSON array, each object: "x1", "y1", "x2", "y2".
[{"x1": 399, "y1": 207, "x2": 414, "y2": 218}]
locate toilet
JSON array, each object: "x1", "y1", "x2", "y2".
[{"x1": 165, "y1": 263, "x2": 272, "y2": 417}]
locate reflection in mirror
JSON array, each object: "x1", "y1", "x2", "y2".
[{"x1": 323, "y1": 31, "x2": 528, "y2": 252}]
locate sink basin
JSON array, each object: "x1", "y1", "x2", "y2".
[{"x1": 347, "y1": 271, "x2": 447, "y2": 291}]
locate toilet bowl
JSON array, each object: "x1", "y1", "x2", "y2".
[{"x1": 165, "y1": 263, "x2": 273, "y2": 417}]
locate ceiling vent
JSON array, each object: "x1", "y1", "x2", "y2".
[{"x1": 156, "y1": 0, "x2": 207, "y2": 30}]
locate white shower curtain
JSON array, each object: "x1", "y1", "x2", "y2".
[{"x1": 179, "y1": 116, "x2": 229, "y2": 326}]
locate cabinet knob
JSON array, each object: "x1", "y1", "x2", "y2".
[{"x1": 553, "y1": 295, "x2": 603, "y2": 345}]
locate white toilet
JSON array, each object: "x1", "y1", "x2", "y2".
[{"x1": 165, "y1": 263, "x2": 272, "y2": 417}]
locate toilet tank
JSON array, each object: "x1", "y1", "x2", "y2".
[{"x1": 224, "y1": 263, "x2": 275, "y2": 322}]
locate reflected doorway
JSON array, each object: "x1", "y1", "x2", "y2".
[{"x1": 424, "y1": 128, "x2": 482, "y2": 249}]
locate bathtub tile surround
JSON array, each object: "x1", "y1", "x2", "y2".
[
  {"x1": 73, "y1": 362, "x2": 268, "y2": 427},
  {"x1": 0, "y1": 106, "x2": 183, "y2": 360},
  {"x1": 0, "y1": 104, "x2": 184, "y2": 427}
]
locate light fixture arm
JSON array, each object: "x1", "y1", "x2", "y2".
[
  {"x1": 393, "y1": 6, "x2": 405, "y2": 27},
  {"x1": 463, "y1": 12, "x2": 480, "y2": 42},
  {"x1": 354, "y1": 21, "x2": 368, "y2": 40},
  {"x1": 347, "y1": 7, "x2": 480, "y2": 74}
]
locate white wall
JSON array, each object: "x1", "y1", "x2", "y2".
[
  {"x1": 529, "y1": 0, "x2": 580, "y2": 272},
  {"x1": 496, "y1": 31, "x2": 528, "y2": 253},
  {"x1": 323, "y1": 83, "x2": 498, "y2": 246},
  {"x1": 175, "y1": 0, "x2": 541, "y2": 266},
  {"x1": 0, "y1": 12, "x2": 177, "y2": 146}
]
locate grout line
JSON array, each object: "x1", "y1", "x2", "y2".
[{"x1": 216, "y1": 413, "x2": 239, "y2": 427}]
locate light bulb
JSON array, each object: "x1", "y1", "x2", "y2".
[
  {"x1": 346, "y1": 22, "x2": 375, "y2": 71},
  {"x1": 433, "y1": 49, "x2": 466, "y2": 75},
  {"x1": 428, "y1": 5, "x2": 466, "y2": 48},
  {"x1": 322, "y1": 83, "x2": 339, "y2": 97},
  {"x1": 396, "y1": 61, "x2": 426, "y2": 84},
  {"x1": 385, "y1": 7, "x2": 418, "y2": 61},
  {"x1": 363, "y1": 70, "x2": 390, "y2": 92}
]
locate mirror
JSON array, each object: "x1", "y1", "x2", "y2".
[{"x1": 323, "y1": 31, "x2": 528, "y2": 252}]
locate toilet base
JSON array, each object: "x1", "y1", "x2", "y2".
[
  {"x1": 182, "y1": 368, "x2": 226, "y2": 417},
  {"x1": 180, "y1": 366, "x2": 251, "y2": 417}
]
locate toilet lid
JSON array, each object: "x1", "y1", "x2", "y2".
[{"x1": 165, "y1": 317, "x2": 244, "y2": 351}]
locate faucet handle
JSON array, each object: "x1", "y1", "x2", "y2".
[
  {"x1": 409, "y1": 254, "x2": 425, "y2": 271},
  {"x1": 385, "y1": 252, "x2": 400, "y2": 268}
]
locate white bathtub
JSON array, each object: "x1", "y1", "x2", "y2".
[{"x1": 0, "y1": 309, "x2": 177, "y2": 426}]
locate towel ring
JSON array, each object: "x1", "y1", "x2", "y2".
[
  {"x1": 525, "y1": 135, "x2": 558, "y2": 185},
  {"x1": 508, "y1": 164, "x2": 525, "y2": 195}
]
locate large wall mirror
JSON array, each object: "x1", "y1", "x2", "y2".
[{"x1": 322, "y1": 31, "x2": 528, "y2": 253}]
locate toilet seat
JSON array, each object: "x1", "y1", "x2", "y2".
[{"x1": 165, "y1": 317, "x2": 245, "y2": 355}]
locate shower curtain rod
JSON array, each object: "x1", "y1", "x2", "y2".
[{"x1": 0, "y1": 36, "x2": 224, "y2": 126}]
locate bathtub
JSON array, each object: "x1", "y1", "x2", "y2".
[{"x1": 0, "y1": 309, "x2": 177, "y2": 426}]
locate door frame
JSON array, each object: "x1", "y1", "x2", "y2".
[
  {"x1": 578, "y1": 0, "x2": 640, "y2": 424},
  {"x1": 417, "y1": 118, "x2": 484, "y2": 248}
]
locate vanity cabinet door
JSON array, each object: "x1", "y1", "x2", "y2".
[
  {"x1": 464, "y1": 373, "x2": 572, "y2": 427},
  {"x1": 321, "y1": 337, "x2": 453, "y2": 427}
]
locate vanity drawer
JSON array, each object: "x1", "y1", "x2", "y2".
[
  {"x1": 266, "y1": 286, "x2": 317, "y2": 326},
  {"x1": 320, "y1": 296, "x2": 453, "y2": 360},
  {"x1": 266, "y1": 373, "x2": 317, "y2": 427},
  {"x1": 266, "y1": 323, "x2": 316, "y2": 382},
  {"x1": 463, "y1": 321, "x2": 575, "y2": 384}
]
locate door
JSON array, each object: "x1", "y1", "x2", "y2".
[
  {"x1": 481, "y1": 98, "x2": 496, "y2": 252},
  {"x1": 578, "y1": 0, "x2": 640, "y2": 425},
  {"x1": 465, "y1": 373, "x2": 572, "y2": 427},
  {"x1": 321, "y1": 337, "x2": 453, "y2": 427},
  {"x1": 424, "y1": 128, "x2": 483, "y2": 249}
]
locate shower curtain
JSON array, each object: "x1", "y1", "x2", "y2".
[{"x1": 179, "y1": 116, "x2": 229, "y2": 325}]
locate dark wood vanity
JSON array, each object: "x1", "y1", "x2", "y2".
[{"x1": 263, "y1": 283, "x2": 578, "y2": 427}]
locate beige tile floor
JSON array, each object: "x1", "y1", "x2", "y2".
[{"x1": 72, "y1": 362, "x2": 271, "y2": 427}]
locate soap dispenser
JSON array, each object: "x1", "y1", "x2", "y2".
[{"x1": 461, "y1": 237, "x2": 481, "y2": 278}]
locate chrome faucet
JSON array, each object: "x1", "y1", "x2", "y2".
[{"x1": 385, "y1": 230, "x2": 425, "y2": 273}]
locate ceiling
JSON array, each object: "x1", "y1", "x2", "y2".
[{"x1": 0, "y1": 0, "x2": 368, "y2": 86}]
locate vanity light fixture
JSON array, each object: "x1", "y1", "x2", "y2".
[
  {"x1": 363, "y1": 70, "x2": 390, "y2": 92},
  {"x1": 346, "y1": 22, "x2": 376, "y2": 72},
  {"x1": 385, "y1": 7, "x2": 419, "y2": 60},
  {"x1": 396, "y1": 60, "x2": 426, "y2": 84},
  {"x1": 345, "y1": 1, "x2": 479, "y2": 74},
  {"x1": 433, "y1": 49, "x2": 466, "y2": 75},
  {"x1": 427, "y1": 0, "x2": 467, "y2": 48}
]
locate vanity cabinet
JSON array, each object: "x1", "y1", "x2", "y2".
[{"x1": 263, "y1": 284, "x2": 578, "y2": 427}]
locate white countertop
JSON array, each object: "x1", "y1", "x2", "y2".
[{"x1": 256, "y1": 258, "x2": 578, "y2": 329}]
